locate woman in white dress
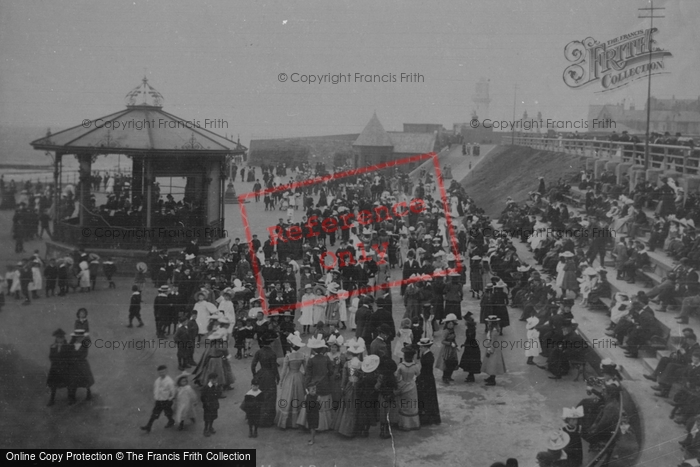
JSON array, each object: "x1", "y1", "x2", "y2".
[
  {"x1": 525, "y1": 317, "x2": 540, "y2": 365},
  {"x1": 29, "y1": 261, "x2": 43, "y2": 298},
  {"x1": 194, "y1": 292, "x2": 218, "y2": 337},
  {"x1": 555, "y1": 254, "x2": 567, "y2": 290},
  {"x1": 312, "y1": 289, "x2": 326, "y2": 325},
  {"x1": 299, "y1": 284, "x2": 315, "y2": 334},
  {"x1": 450, "y1": 196, "x2": 460, "y2": 219},
  {"x1": 217, "y1": 291, "x2": 236, "y2": 335}
]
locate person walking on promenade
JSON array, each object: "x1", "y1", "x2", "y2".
[
  {"x1": 141, "y1": 365, "x2": 176, "y2": 433},
  {"x1": 127, "y1": 285, "x2": 144, "y2": 327},
  {"x1": 201, "y1": 373, "x2": 222, "y2": 437}
]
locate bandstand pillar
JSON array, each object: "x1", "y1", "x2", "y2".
[
  {"x1": 53, "y1": 152, "x2": 63, "y2": 234},
  {"x1": 145, "y1": 157, "x2": 152, "y2": 228},
  {"x1": 78, "y1": 153, "x2": 92, "y2": 229}
]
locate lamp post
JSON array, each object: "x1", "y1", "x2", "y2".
[
  {"x1": 511, "y1": 84, "x2": 518, "y2": 145},
  {"x1": 639, "y1": 0, "x2": 665, "y2": 169}
]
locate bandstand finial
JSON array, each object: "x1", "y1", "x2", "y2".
[{"x1": 125, "y1": 76, "x2": 164, "y2": 108}]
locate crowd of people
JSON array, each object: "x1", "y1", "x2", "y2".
[
  {"x1": 29, "y1": 158, "x2": 666, "y2": 464},
  {"x1": 500, "y1": 168, "x2": 700, "y2": 464}
]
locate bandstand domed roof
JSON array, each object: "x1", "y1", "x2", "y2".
[{"x1": 30, "y1": 77, "x2": 246, "y2": 156}]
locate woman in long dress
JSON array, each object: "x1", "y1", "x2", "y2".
[
  {"x1": 297, "y1": 336, "x2": 334, "y2": 431},
  {"x1": 435, "y1": 314, "x2": 459, "y2": 384},
  {"x1": 481, "y1": 316, "x2": 507, "y2": 386},
  {"x1": 173, "y1": 372, "x2": 199, "y2": 430},
  {"x1": 194, "y1": 292, "x2": 217, "y2": 337},
  {"x1": 327, "y1": 335, "x2": 346, "y2": 408},
  {"x1": 395, "y1": 347, "x2": 421, "y2": 431},
  {"x1": 217, "y1": 292, "x2": 236, "y2": 335},
  {"x1": 469, "y1": 256, "x2": 483, "y2": 298},
  {"x1": 312, "y1": 290, "x2": 326, "y2": 324},
  {"x1": 299, "y1": 285, "x2": 315, "y2": 334},
  {"x1": 67, "y1": 330, "x2": 94, "y2": 404},
  {"x1": 459, "y1": 317, "x2": 482, "y2": 382},
  {"x1": 193, "y1": 325, "x2": 235, "y2": 389},
  {"x1": 251, "y1": 331, "x2": 280, "y2": 427},
  {"x1": 561, "y1": 257, "x2": 579, "y2": 298},
  {"x1": 415, "y1": 338, "x2": 440, "y2": 425},
  {"x1": 332, "y1": 338, "x2": 365, "y2": 436},
  {"x1": 555, "y1": 253, "x2": 570, "y2": 290},
  {"x1": 275, "y1": 334, "x2": 306, "y2": 429}
]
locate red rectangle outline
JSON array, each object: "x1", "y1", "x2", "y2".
[{"x1": 238, "y1": 151, "x2": 463, "y2": 314}]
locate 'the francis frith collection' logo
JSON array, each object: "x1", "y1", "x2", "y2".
[{"x1": 563, "y1": 27, "x2": 672, "y2": 93}]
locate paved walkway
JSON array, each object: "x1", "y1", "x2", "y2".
[{"x1": 0, "y1": 148, "x2": 598, "y2": 466}]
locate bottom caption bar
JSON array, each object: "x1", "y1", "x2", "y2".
[{"x1": 4, "y1": 450, "x2": 256, "y2": 465}]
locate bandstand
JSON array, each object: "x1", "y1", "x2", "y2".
[{"x1": 30, "y1": 77, "x2": 246, "y2": 271}]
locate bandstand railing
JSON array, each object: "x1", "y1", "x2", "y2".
[
  {"x1": 54, "y1": 218, "x2": 225, "y2": 250},
  {"x1": 505, "y1": 135, "x2": 700, "y2": 175}
]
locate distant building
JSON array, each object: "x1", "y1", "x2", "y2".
[
  {"x1": 588, "y1": 96, "x2": 700, "y2": 136},
  {"x1": 248, "y1": 114, "x2": 437, "y2": 171},
  {"x1": 403, "y1": 123, "x2": 445, "y2": 134},
  {"x1": 353, "y1": 113, "x2": 436, "y2": 171}
]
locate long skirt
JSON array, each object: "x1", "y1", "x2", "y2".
[
  {"x1": 459, "y1": 343, "x2": 482, "y2": 374},
  {"x1": 416, "y1": 377, "x2": 441, "y2": 425},
  {"x1": 444, "y1": 301, "x2": 462, "y2": 320},
  {"x1": 275, "y1": 370, "x2": 306, "y2": 429},
  {"x1": 312, "y1": 303, "x2": 326, "y2": 324},
  {"x1": 257, "y1": 369, "x2": 278, "y2": 427},
  {"x1": 395, "y1": 382, "x2": 420, "y2": 430},
  {"x1": 297, "y1": 393, "x2": 333, "y2": 431},
  {"x1": 433, "y1": 298, "x2": 445, "y2": 322},
  {"x1": 332, "y1": 382, "x2": 359, "y2": 436}
]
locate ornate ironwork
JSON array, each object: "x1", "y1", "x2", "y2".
[
  {"x1": 182, "y1": 133, "x2": 204, "y2": 150},
  {"x1": 96, "y1": 129, "x2": 120, "y2": 148},
  {"x1": 125, "y1": 76, "x2": 164, "y2": 107}
]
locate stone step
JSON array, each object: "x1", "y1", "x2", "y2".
[{"x1": 641, "y1": 357, "x2": 658, "y2": 375}]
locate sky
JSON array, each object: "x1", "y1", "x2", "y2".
[{"x1": 0, "y1": 0, "x2": 698, "y2": 146}]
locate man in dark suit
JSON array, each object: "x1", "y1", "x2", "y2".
[
  {"x1": 623, "y1": 296, "x2": 658, "y2": 359},
  {"x1": 154, "y1": 285, "x2": 170, "y2": 338},
  {"x1": 644, "y1": 328, "x2": 697, "y2": 382},
  {"x1": 355, "y1": 296, "x2": 372, "y2": 342},
  {"x1": 402, "y1": 251, "x2": 420, "y2": 295},
  {"x1": 369, "y1": 306, "x2": 395, "y2": 346},
  {"x1": 651, "y1": 334, "x2": 700, "y2": 397},
  {"x1": 369, "y1": 325, "x2": 391, "y2": 359}
]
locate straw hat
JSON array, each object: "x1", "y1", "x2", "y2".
[
  {"x1": 526, "y1": 317, "x2": 540, "y2": 330},
  {"x1": 485, "y1": 315, "x2": 501, "y2": 322},
  {"x1": 443, "y1": 313, "x2": 458, "y2": 323},
  {"x1": 176, "y1": 372, "x2": 191, "y2": 385},
  {"x1": 417, "y1": 337, "x2": 434, "y2": 346},
  {"x1": 561, "y1": 251, "x2": 575, "y2": 258},
  {"x1": 307, "y1": 336, "x2": 327, "y2": 349},
  {"x1": 562, "y1": 406, "x2": 584, "y2": 419},
  {"x1": 361, "y1": 355, "x2": 380, "y2": 373},
  {"x1": 286, "y1": 331, "x2": 305, "y2": 348},
  {"x1": 546, "y1": 431, "x2": 570, "y2": 451},
  {"x1": 583, "y1": 267, "x2": 598, "y2": 276},
  {"x1": 345, "y1": 338, "x2": 366, "y2": 354}
]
